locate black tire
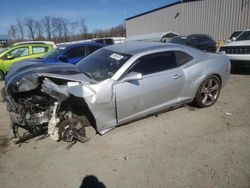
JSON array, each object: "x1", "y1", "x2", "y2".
[
  {"x1": 75, "y1": 114, "x2": 96, "y2": 139},
  {"x1": 194, "y1": 75, "x2": 221, "y2": 108},
  {"x1": 0, "y1": 70, "x2": 4, "y2": 81},
  {"x1": 58, "y1": 115, "x2": 95, "y2": 142}
]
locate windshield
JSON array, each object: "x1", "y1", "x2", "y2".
[
  {"x1": 236, "y1": 31, "x2": 250, "y2": 41},
  {"x1": 76, "y1": 49, "x2": 131, "y2": 81},
  {"x1": 0, "y1": 48, "x2": 8, "y2": 55},
  {"x1": 43, "y1": 46, "x2": 66, "y2": 59},
  {"x1": 229, "y1": 31, "x2": 242, "y2": 40}
]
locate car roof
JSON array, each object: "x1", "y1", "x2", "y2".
[
  {"x1": 104, "y1": 42, "x2": 188, "y2": 55},
  {"x1": 173, "y1": 35, "x2": 187, "y2": 39},
  {"x1": 188, "y1": 34, "x2": 211, "y2": 37},
  {"x1": 13, "y1": 41, "x2": 57, "y2": 48},
  {"x1": 59, "y1": 42, "x2": 105, "y2": 48}
]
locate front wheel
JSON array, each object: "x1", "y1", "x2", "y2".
[
  {"x1": 194, "y1": 75, "x2": 221, "y2": 108},
  {"x1": 58, "y1": 115, "x2": 96, "y2": 143}
]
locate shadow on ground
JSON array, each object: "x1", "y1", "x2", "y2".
[
  {"x1": 79, "y1": 175, "x2": 106, "y2": 188},
  {"x1": 0, "y1": 135, "x2": 10, "y2": 154},
  {"x1": 231, "y1": 67, "x2": 250, "y2": 75}
]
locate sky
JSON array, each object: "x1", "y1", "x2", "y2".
[{"x1": 0, "y1": 0, "x2": 177, "y2": 35}]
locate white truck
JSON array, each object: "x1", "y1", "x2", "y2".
[{"x1": 220, "y1": 29, "x2": 250, "y2": 68}]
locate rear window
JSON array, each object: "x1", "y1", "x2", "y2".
[
  {"x1": 169, "y1": 36, "x2": 187, "y2": 44},
  {"x1": 93, "y1": 39, "x2": 104, "y2": 44},
  {"x1": 175, "y1": 51, "x2": 193, "y2": 66},
  {"x1": 32, "y1": 46, "x2": 49, "y2": 54},
  {"x1": 105, "y1": 39, "x2": 114, "y2": 45}
]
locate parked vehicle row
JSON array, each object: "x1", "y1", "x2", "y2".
[
  {"x1": 0, "y1": 41, "x2": 105, "y2": 80},
  {"x1": 0, "y1": 41, "x2": 55, "y2": 80},
  {"x1": 0, "y1": 32, "x2": 226, "y2": 82},
  {"x1": 168, "y1": 34, "x2": 217, "y2": 53}
]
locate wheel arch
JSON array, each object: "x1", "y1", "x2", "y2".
[
  {"x1": 212, "y1": 74, "x2": 222, "y2": 86},
  {"x1": 65, "y1": 95, "x2": 97, "y2": 130},
  {"x1": 194, "y1": 73, "x2": 221, "y2": 95},
  {"x1": 193, "y1": 74, "x2": 221, "y2": 107}
]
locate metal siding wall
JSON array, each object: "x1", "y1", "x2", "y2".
[{"x1": 126, "y1": 0, "x2": 250, "y2": 40}]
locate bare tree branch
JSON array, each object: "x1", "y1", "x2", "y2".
[
  {"x1": 35, "y1": 21, "x2": 43, "y2": 39},
  {"x1": 8, "y1": 25, "x2": 18, "y2": 40},
  {"x1": 16, "y1": 18, "x2": 25, "y2": 40},
  {"x1": 8, "y1": 15, "x2": 125, "y2": 42},
  {"x1": 69, "y1": 21, "x2": 79, "y2": 36},
  {"x1": 25, "y1": 17, "x2": 36, "y2": 40},
  {"x1": 42, "y1": 16, "x2": 52, "y2": 40},
  {"x1": 79, "y1": 17, "x2": 88, "y2": 39}
]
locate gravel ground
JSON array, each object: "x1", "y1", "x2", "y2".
[{"x1": 0, "y1": 70, "x2": 250, "y2": 188}]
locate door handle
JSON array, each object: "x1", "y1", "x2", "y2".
[{"x1": 173, "y1": 74, "x2": 182, "y2": 79}]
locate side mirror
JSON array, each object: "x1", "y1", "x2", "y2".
[
  {"x1": 58, "y1": 55, "x2": 68, "y2": 62},
  {"x1": 231, "y1": 37, "x2": 236, "y2": 41},
  {"x1": 121, "y1": 72, "x2": 143, "y2": 82},
  {"x1": 7, "y1": 55, "x2": 15, "y2": 60}
]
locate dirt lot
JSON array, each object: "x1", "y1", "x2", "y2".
[{"x1": 0, "y1": 70, "x2": 250, "y2": 188}]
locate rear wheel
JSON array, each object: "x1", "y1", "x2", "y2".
[{"x1": 194, "y1": 75, "x2": 221, "y2": 108}]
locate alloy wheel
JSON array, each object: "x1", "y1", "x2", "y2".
[{"x1": 200, "y1": 78, "x2": 220, "y2": 106}]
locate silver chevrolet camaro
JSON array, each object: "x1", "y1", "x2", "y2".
[{"x1": 2, "y1": 42, "x2": 230, "y2": 143}]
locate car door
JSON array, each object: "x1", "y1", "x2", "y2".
[
  {"x1": 115, "y1": 51, "x2": 185, "y2": 124},
  {"x1": 62, "y1": 46, "x2": 86, "y2": 64},
  {"x1": 2, "y1": 46, "x2": 29, "y2": 72}
]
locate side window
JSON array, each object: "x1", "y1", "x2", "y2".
[
  {"x1": 197, "y1": 36, "x2": 214, "y2": 43},
  {"x1": 175, "y1": 51, "x2": 193, "y2": 66},
  {"x1": 93, "y1": 39, "x2": 104, "y2": 44},
  {"x1": 196, "y1": 36, "x2": 206, "y2": 43},
  {"x1": 32, "y1": 46, "x2": 48, "y2": 54},
  {"x1": 129, "y1": 51, "x2": 177, "y2": 75},
  {"x1": 187, "y1": 37, "x2": 197, "y2": 45},
  {"x1": 86, "y1": 46, "x2": 102, "y2": 55},
  {"x1": 64, "y1": 46, "x2": 85, "y2": 58},
  {"x1": 105, "y1": 39, "x2": 114, "y2": 45},
  {"x1": 8, "y1": 47, "x2": 29, "y2": 58}
]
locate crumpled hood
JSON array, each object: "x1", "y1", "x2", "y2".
[{"x1": 5, "y1": 60, "x2": 91, "y2": 94}]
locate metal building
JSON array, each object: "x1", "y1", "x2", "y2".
[
  {"x1": 125, "y1": 0, "x2": 250, "y2": 40},
  {"x1": 0, "y1": 35, "x2": 10, "y2": 48}
]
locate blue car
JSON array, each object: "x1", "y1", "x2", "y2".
[{"x1": 39, "y1": 42, "x2": 105, "y2": 64}]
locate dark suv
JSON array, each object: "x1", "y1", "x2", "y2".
[{"x1": 168, "y1": 34, "x2": 217, "y2": 53}]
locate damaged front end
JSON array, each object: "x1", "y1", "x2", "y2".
[
  {"x1": 2, "y1": 65, "x2": 117, "y2": 145},
  {"x1": 2, "y1": 74, "x2": 94, "y2": 144}
]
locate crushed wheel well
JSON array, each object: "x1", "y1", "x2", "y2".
[{"x1": 65, "y1": 95, "x2": 96, "y2": 130}]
